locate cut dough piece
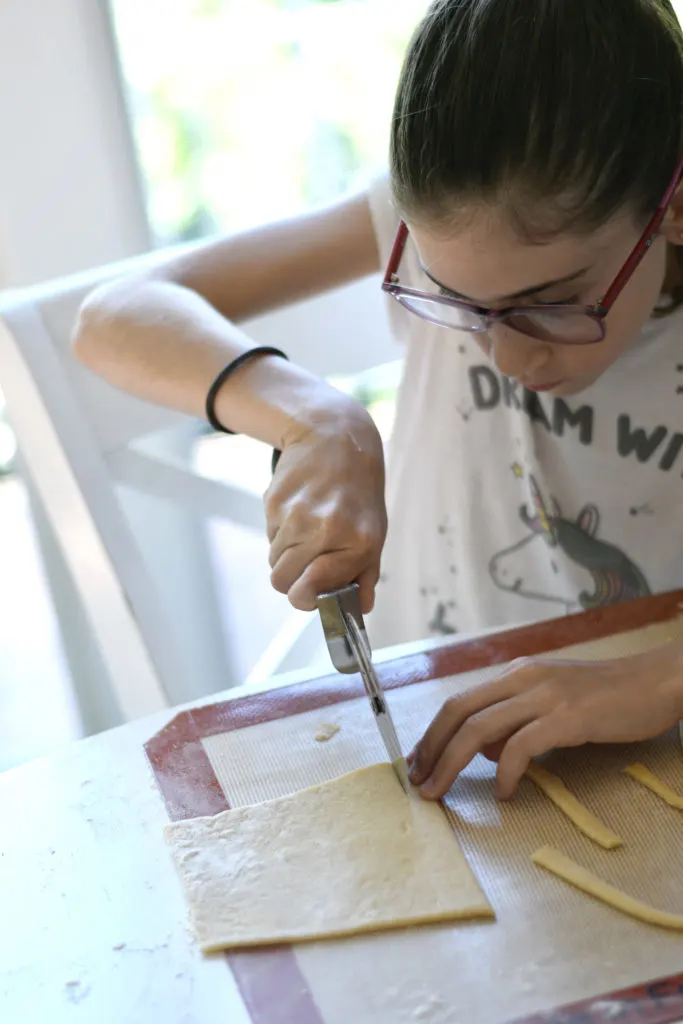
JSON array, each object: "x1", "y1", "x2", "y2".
[
  {"x1": 532, "y1": 846, "x2": 683, "y2": 931},
  {"x1": 164, "y1": 763, "x2": 493, "y2": 952},
  {"x1": 314, "y1": 722, "x2": 340, "y2": 742},
  {"x1": 623, "y1": 762, "x2": 683, "y2": 809},
  {"x1": 525, "y1": 762, "x2": 622, "y2": 849}
]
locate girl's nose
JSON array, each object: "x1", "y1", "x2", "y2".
[{"x1": 488, "y1": 323, "x2": 551, "y2": 381}]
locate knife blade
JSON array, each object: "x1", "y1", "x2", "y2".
[{"x1": 316, "y1": 584, "x2": 410, "y2": 793}]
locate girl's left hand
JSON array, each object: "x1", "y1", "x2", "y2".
[{"x1": 408, "y1": 644, "x2": 683, "y2": 801}]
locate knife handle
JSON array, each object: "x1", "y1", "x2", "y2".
[{"x1": 316, "y1": 584, "x2": 371, "y2": 674}]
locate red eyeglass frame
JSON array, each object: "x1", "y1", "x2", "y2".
[{"x1": 381, "y1": 155, "x2": 683, "y2": 344}]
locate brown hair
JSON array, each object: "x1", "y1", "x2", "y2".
[{"x1": 390, "y1": 0, "x2": 683, "y2": 249}]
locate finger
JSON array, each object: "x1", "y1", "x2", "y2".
[
  {"x1": 418, "y1": 696, "x2": 539, "y2": 800},
  {"x1": 270, "y1": 544, "x2": 312, "y2": 596},
  {"x1": 263, "y1": 485, "x2": 288, "y2": 546},
  {"x1": 266, "y1": 513, "x2": 281, "y2": 547},
  {"x1": 267, "y1": 513, "x2": 298, "y2": 566},
  {"x1": 410, "y1": 668, "x2": 535, "y2": 785},
  {"x1": 495, "y1": 715, "x2": 569, "y2": 800},
  {"x1": 481, "y1": 739, "x2": 507, "y2": 763},
  {"x1": 267, "y1": 524, "x2": 282, "y2": 561},
  {"x1": 287, "y1": 551, "x2": 372, "y2": 611},
  {"x1": 269, "y1": 503, "x2": 358, "y2": 576},
  {"x1": 264, "y1": 476, "x2": 312, "y2": 548},
  {"x1": 356, "y1": 565, "x2": 380, "y2": 614}
]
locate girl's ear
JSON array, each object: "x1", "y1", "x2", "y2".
[{"x1": 660, "y1": 182, "x2": 683, "y2": 245}]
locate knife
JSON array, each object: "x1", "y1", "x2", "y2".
[{"x1": 316, "y1": 584, "x2": 410, "y2": 793}]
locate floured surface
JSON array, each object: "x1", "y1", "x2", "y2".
[
  {"x1": 164, "y1": 764, "x2": 492, "y2": 952},
  {"x1": 199, "y1": 619, "x2": 683, "y2": 1023}
]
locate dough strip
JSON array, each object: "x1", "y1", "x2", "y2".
[
  {"x1": 525, "y1": 761, "x2": 623, "y2": 849},
  {"x1": 532, "y1": 846, "x2": 683, "y2": 931}
]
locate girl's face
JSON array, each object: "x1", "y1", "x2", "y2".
[{"x1": 409, "y1": 207, "x2": 673, "y2": 396}]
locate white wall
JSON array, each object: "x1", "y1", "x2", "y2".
[
  {"x1": 0, "y1": 0, "x2": 150, "y2": 286},
  {"x1": 0, "y1": 3, "x2": 402, "y2": 726}
]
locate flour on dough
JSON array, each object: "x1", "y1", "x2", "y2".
[{"x1": 164, "y1": 763, "x2": 493, "y2": 952}]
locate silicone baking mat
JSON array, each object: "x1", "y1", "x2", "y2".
[{"x1": 147, "y1": 592, "x2": 683, "y2": 1024}]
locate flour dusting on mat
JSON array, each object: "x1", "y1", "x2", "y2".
[
  {"x1": 413, "y1": 995, "x2": 447, "y2": 1020},
  {"x1": 591, "y1": 1000, "x2": 627, "y2": 1020}
]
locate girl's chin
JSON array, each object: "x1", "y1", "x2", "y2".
[{"x1": 547, "y1": 376, "x2": 592, "y2": 398}]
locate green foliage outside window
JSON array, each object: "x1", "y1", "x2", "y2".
[{"x1": 111, "y1": 0, "x2": 427, "y2": 245}]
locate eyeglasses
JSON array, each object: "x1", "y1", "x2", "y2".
[{"x1": 381, "y1": 156, "x2": 683, "y2": 345}]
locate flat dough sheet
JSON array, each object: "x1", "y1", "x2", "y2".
[{"x1": 164, "y1": 763, "x2": 493, "y2": 952}]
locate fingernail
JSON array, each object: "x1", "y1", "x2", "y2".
[{"x1": 420, "y1": 778, "x2": 438, "y2": 799}]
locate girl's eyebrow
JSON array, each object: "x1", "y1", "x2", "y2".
[{"x1": 420, "y1": 264, "x2": 590, "y2": 303}]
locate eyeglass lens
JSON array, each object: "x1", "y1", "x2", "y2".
[{"x1": 397, "y1": 295, "x2": 603, "y2": 344}]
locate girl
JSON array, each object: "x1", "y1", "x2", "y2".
[{"x1": 74, "y1": 0, "x2": 683, "y2": 804}]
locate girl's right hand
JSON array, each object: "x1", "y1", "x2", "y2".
[{"x1": 264, "y1": 397, "x2": 387, "y2": 614}]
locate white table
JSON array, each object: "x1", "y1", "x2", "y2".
[
  {"x1": 0, "y1": 699, "x2": 252, "y2": 1023},
  {"x1": 3, "y1": 593, "x2": 683, "y2": 1024},
  {"x1": 0, "y1": 634, "x2": 441, "y2": 1024}
]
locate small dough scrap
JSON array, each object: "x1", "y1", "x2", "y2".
[
  {"x1": 623, "y1": 762, "x2": 683, "y2": 809},
  {"x1": 525, "y1": 761, "x2": 623, "y2": 849},
  {"x1": 532, "y1": 846, "x2": 683, "y2": 931},
  {"x1": 164, "y1": 763, "x2": 493, "y2": 952},
  {"x1": 314, "y1": 722, "x2": 340, "y2": 742}
]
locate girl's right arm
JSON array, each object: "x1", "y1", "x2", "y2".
[{"x1": 72, "y1": 191, "x2": 388, "y2": 612}]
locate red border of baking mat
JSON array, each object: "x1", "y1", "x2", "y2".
[
  {"x1": 511, "y1": 974, "x2": 683, "y2": 1023},
  {"x1": 146, "y1": 590, "x2": 683, "y2": 1024}
]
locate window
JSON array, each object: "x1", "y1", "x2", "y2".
[{"x1": 110, "y1": 0, "x2": 428, "y2": 246}]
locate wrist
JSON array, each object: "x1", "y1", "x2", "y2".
[
  {"x1": 211, "y1": 354, "x2": 323, "y2": 446},
  {"x1": 211, "y1": 352, "x2": 379, "y2": 454},
  {"x1": 281, "y1": 382, "x2": 381, "y2": 454}
]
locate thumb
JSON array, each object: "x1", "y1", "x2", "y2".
[{"x1": 356, "y1": 565, "x2": 380, "y2": 615}]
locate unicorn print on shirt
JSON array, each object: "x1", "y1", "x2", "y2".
[{"x1": 489, "y1": 475, "x2": 650, "y2": 614}]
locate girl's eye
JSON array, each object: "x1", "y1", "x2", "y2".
[
  {"x1": 536, "y1": 295, "x2": 580, "y2": 307},
  {"x1": 435, "y1": 285, "x2": 582, "y2": 308}
]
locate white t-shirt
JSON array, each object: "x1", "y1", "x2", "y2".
[{"x1": 367, "y1": 175, "x2": 683, "y2": 648}]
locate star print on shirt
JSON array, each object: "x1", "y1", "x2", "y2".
[{"x1": 511, "y1": 462, "x2": 524, "y2": 478}]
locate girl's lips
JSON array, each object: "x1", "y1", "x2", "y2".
[{"x1": 524, "y1": 379, "x2": 564, "y2": 393}]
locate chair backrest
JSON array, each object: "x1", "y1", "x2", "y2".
[{"x1": 0, "y1": 243, "x2": 400, "y2": 725}]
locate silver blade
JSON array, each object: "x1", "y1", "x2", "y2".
[
  {"x1": 343, "y1": 611, "x2": 410, "y2": 793},
  {"x1": 316, "y1": 586, "x2": 362, "y2": 674}
]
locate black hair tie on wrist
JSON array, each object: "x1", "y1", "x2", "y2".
[
  {"x1": 205, "y1": 346, "x2": 288, "y2": 474},
  {"x1": 205, "y1": 346, "x2": 288, "y2": 433}
]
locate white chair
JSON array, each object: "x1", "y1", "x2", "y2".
[{"x1": 0, "y1": 245, "x2": 400, "y2": 733}]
